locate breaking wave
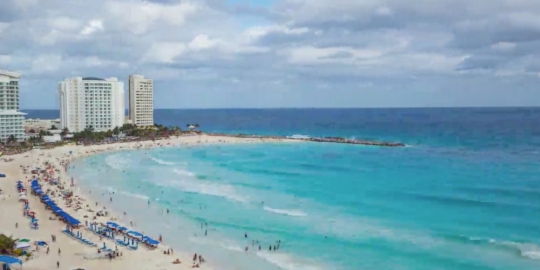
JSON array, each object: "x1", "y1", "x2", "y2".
[
  {"x1": 150, "y1": 157, "x2": 175, "y2": 165},
  {"x1": 263, "y1": 206, "x2": 307, "y2": 217}
]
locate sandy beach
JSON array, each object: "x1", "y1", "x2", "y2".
[{"x1": 0, "y1": 134, "x2": 290, "y2": 270}]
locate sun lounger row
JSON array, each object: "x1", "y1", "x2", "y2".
[{"x1": 62, "y1": 229, "x2": 97, "y2": 247}]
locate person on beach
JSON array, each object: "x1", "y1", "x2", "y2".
[
  {"x1": 57, "y1": 261, "x2": 59, "y2": 268},
  {"x1": 58, "y1": 248, "x2": 61, "y2": 255}
]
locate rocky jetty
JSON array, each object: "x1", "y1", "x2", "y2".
[{"x1": 207, "y1": 133, "x2": 405, "y2": 147}]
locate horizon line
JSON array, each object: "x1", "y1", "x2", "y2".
[{"x1": 19, "y1": 105, "x2": 540, "y2": 110}]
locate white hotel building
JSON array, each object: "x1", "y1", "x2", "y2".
[
  {"x1": 0, "y1": 70, "x2": 26, "y2": 142},
  {"x1": 58, "y1": 77, "x2": 125, "y2": 133},
  {"x1": 128, "y1": 74, "x2": 154, "y2": 127}
]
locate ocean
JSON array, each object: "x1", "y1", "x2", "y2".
[{"x1": 26, "y1": 108, "x2": 540, "y2": 270}]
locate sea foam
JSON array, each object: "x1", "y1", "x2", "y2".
[
  {"x1": 263, "y1": 206, "x2": 307, "y2": 217},
  {"x1": 151, "y1": 157, "x2": 175, "y2": 165}
]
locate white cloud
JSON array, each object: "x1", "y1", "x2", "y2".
[
  {"x1": 83, "y1": 56, "x2": 125, "y2": 67},
  {"x1": 284, "y1": 46, "x2": 384, "y2": 64},
  {"x1": 37, "y1": 29, "x2": 62, "y2": 45},
  {"x1": 105, "y1": 1, "x2": 197, "y2": 34},
  {"x1": 144, "y1": 42, "x2": 187, "y2": 63},
  {"x1": 80, "y1": 19, "x2": 104, "y2": 35},
  {"x1": 244, "y1": 25, "x2": 309, "y2": 39},
  {"x1": 48, "y1": 17, "x2": 82, "y2": 32},
  {"x1": 188, "y1": 35, "x2": 221, "y2": 51},
  {"x1": 29, "y1": 54, "x2": 63, "y2": 74},
  {"x1": 1, "y1": 0, "x2": 540, "y2": 108},
  {"x1": 14, "y1": 0, "x2": 38, "y2": 10}
]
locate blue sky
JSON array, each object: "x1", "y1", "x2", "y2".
[{"x1": 1, "y1": 0, "x2": 539, "y2": 109}]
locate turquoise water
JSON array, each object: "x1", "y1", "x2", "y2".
[
  {"x1": 69, "y1": 141, "x2": 540, "y2": 270},
  {"x1": 66, "y1": 108, "x2": 540, "y2": 270}
]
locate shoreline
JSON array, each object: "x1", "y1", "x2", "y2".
[
  {"x1": 1, "y1": 132, "x2": 404, "y2": 157},
  {"x1": 0, "y1": 134, "x2": 290, "y2": 270}
]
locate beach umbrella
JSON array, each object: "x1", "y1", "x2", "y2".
[
  {"x1": 15, "y1": 241, "x2": 31, "y2": 249},
  {"x1": 0, "y1": 255, "x2": 22, "y2": 265}
]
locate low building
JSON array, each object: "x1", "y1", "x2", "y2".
[
  {"x1": 24, "y1": 118, "x2": 61, "y2": 132},
  {"x1": 42, "y1": 134, "x2": 62, "y2": 143}
]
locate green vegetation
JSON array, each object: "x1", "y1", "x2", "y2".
[
  {"x1": 1, "y1": 123, "x2": 190, "y2": 150},
  {"x1": 0, "y1": 234, "x2": 19, "y2": 255},
  {"x1": 7, "y1": 135, "x2": 17, "y2": 143},
  {"x1": 70, "y1": 123, "x2": 184, "y2": 142}
]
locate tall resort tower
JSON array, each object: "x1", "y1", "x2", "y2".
[
  {"x1": 58, "y1": 77, "x2": 125, "y2": 132},
  {"x1": 0, "y1": 70, "x2": 26, "y2": 142},
  {"x1": 128, "y1": 75, "x2": 154, "y2": 127}
]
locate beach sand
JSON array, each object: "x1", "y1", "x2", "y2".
[{"x1": 0, "y1": 134, "x2": 290, "y2": 270}]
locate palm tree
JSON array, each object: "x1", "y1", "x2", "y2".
[
  {"x1": 0, "y1": 234, "x2": 19, "y2": 255},
  {"x1": 60, "y1": 127, "x2": 69, "y2": 137},
  {"x1": 6, "y1": 135, "x2": 17, "y2": 143},
  {"x1": 50, "y1": 125, "x2": 58, "y2": 130}
]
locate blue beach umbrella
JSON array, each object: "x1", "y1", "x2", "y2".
[{"x1": 0, "y1": 255, "x2": 22, "y2": 265}]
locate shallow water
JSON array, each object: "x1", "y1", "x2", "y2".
[
  {"x1": 68, "y1": 140, "x2": 540, "y2": 270},
  {"x1": 67, "y1": 108, "x2": 540, "y2": 270}
]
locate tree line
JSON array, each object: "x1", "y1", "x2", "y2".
[{"x1": 3, "y1": 123, "x2": 200, "y2": 145}]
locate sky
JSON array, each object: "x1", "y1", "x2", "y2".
[{"x1": 1, "y1": 0, "x2": 540, "y2": 109}]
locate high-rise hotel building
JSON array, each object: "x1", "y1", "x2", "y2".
[
  {"x1": 0, "y1": 70, "x2": 26, "y2": 142},
  {"x1": 58, "y1": 77, "x2": 125, "y2": 132},
  {"x1": 128, "y1": 75, "x2": 154, "y2": 127}
]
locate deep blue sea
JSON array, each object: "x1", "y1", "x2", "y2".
[{"x1": 26, "y1": 108, "x2": 540, "y2": 270}]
